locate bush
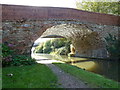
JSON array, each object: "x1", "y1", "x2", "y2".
[
  {"x1": 2, "y1": 43, "x2": 36, "y2": 67},
  {"x1": 2, "y1": 55, "x2": 13, "y2": 67},
  {"x1": 2, "y1": 43, "x2": 14, "y2": 57},
  {"x1": 2, "y1": 43, "x2": 13, "y2": 67},
  {"x1": 105, "y1": 34, "x2": 120, "y2": 58},
  {"x1": 11, "y1": 55, "x2": 36, "y2": 66}
]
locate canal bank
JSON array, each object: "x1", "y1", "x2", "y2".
[{"x1": 54, "y1": 63, "x2": 119, "y2": 88}]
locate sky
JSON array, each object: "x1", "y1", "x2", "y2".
[
  {"x1": 1, "y1": 0, "x2": 119, "y2": 8},
  {"x1": 1, "y1": 0, "x2": 77, "y2": 8}
]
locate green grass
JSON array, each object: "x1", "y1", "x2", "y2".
[
  {"x1": 54, "y1": 63, "x2": 120, "y2": 88},
  {"x1": 2, "y1": 64, "x2": 58, "y2": 88}
]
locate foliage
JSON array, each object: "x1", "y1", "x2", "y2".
[
  {"x1": 54, "y1": 47, "x2": 68, "y2": 55},
  {"x1": 11, "y1": 55, "x2": 36, "y2": 66},
  {"x1": 43, "y1": 40, "x2": 52, "y2": 53},
  {"x1": 105, "y1": 34, "x2": 120, "y2": 58},
  {"x1": 2, "y1": 64, "x2": 58, "y2": 88},
  {"x1": 55, "y1": 63, "x2": 119, "y2": 88},
  {"x1": 34, "y1": 44, "x2": 43, "y2": 53},
  {"x1": 34, "y1": 38, "x2": 71, "y2": 55},
  {"x1": 76, "y1": 1, "x2": 119, "y2": 15},
  {"x1": 53, "y1": 40, "x2": 71, "y2": 55},
  {"x1": 64, "y1": 40, "x2": 71, "y2": 53},
  {"x1": 51, "y1": 38, "x2": 66, "y2": 48},
  {"x1": 2, "y1": 43, "x2": 36, "y2": 67},
  {"x1": 2, "y1": 44, "x2": 14, "y2": 67},
  {"x1": 2, "y1": 44, "x2": 14, "y2": 57}
]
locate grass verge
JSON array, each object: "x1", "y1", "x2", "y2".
[
  {"x1": 2, "y1": 64, "x2": 58, "y2": 88},
  {"x1": 54, "y1": 63, "x2": 120, "y2": 88}
]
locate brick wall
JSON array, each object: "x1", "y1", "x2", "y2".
[{"x1": 2, "y1": 4, "x2": 120, "y2": 26}]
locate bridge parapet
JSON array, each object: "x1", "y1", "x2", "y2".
[{"x1": 2, "y1": 4, "x2": 120, "y2": 26}]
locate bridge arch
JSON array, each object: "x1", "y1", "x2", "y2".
[{"x1": 40, "y1": 24, "x2": 107, "y2": 58}]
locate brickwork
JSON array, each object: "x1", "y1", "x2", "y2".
[
  {"x1": 2, "y1": 4, "x2": 120, "y2": 26},
  {"x1": 2, "y1": 4, "x2": 120, "y2": 57}
]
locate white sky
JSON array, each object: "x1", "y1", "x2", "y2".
[
  {"x1": 1, "y1": 0, "x2": 77, "y2": 8},
  {"x1": 1, "y1": 0, "x2": 119, "y2": 8}
]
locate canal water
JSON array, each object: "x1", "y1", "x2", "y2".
[{"x1": 33, "y1": 53, "x2": 119, "y2": 82}]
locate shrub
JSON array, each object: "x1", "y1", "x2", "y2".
[
  {"x1": 2, "y1": 43, "x2": 36, "y2": 67},
  {"x1": 11, "y1": 55, "x2": 36, "y2": 66},
  {"x1": 2, "y1": 43, "x2": 14, "y2": 67},
  {"x1": 2, "y1": 55, "x2": 13, "y2": 67},
  {"x1": 105, "y1": 34, "x2": 120, "y2": 58},
  {"x1": 2, "y1": 43, "x2": 14, "y2": 57}
]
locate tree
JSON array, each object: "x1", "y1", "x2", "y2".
[{"x1": 76, "y1": 0, "x2": 119, "y2": 15}]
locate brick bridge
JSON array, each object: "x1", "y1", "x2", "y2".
[{"x1": 2, "y1": 4, "x2": 120, "y2": 58}]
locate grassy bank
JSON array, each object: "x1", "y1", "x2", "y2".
[
  {"x1": 2, "y1": 64, "x2": 58, "y2": 88},
  {"x1": 54, "y1": 63, "x2": 119, "y2": 88}
]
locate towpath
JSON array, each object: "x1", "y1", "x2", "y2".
[{"x1": 36, "y1": 59, "x2": 89, "y2": 88}]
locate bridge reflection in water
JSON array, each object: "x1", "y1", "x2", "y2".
[{"x1": 32, "y1": 53, "x2": 119, "y2": 82}]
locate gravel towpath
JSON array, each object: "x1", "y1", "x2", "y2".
[{"x1": 46, "y1": 64, "x2": 89, "y2": 88}]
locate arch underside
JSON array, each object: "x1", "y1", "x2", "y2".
[{"x1": 41, "y1": 24, "x2": 108, "y2": 58}]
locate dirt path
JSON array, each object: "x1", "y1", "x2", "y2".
[{"x1": 46, "y1": 64, "x2": 89, "y2": 88}]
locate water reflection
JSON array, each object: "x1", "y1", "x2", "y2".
[
  {"x1": 72, "y1": 61, "x2": 96, "y2": 70},
  {"x1": 32, "y1": 53, "x2": 119, "y2": 82}
]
